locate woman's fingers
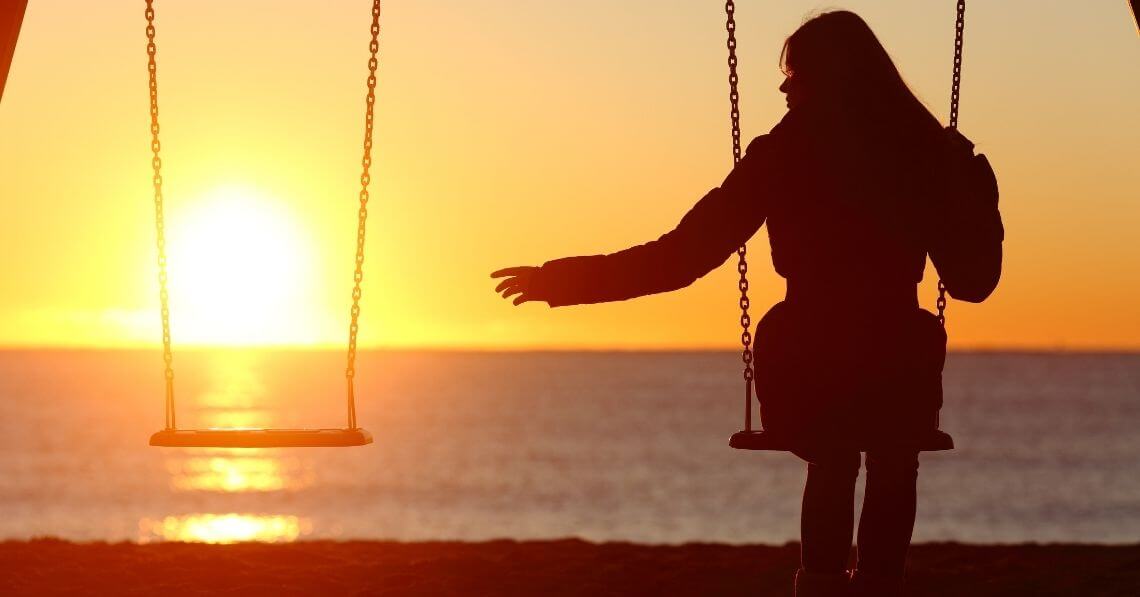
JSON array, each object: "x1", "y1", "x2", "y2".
[
  {"x1": 495, "y1": 276, "x2": 525, "y2": 293},
  {"x1": 491, "y1": 266, "x2": 537, "y2": 278},
  {"x1": 491, "y1": 266, "x2": 540, "y2": 305}
]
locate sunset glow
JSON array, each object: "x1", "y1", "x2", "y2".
[
  {"x1": 1, "y1": 3, "x2": 1138, "y2": 592},
  {"x1": 166, "y1": 186, "x2": 320, "y2": 345},
  {"x1": 0, "y1": 1, "x2": 1137, "y2": 349}
]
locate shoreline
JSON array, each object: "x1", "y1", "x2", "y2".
[{"x1": 2, "y1": 539, "x2": 1137, "y2": 596}]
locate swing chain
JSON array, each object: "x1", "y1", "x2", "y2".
[
  {"x1": 948, "y1": 0, "x2": 965, "y2": 130},
  {"x1": 938, "y1": 0, "x2": 966, "y2": 327},
  {"x1": 145, "y1": 0, "x2": 175, "y2": 430},
  {"x1": 725, "y1": 0, "x2": 754, "y2": 430},
  {"x1": 726, "y1": 1, "x2": 742, "y2": 165},
  {"x1": 345, "y1": 0, "x2": 382, "y2": 430}
]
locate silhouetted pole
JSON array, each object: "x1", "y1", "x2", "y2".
[{"x1": 0, "y1": 0, "x2": 28, "y2": 102}]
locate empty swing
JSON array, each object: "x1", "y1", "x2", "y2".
[
  {"x1": 147, "y1": 0, "x2": 382, "y2": 448},
  {"x1": 727, "y1": 1, "x2": 970, "y2": 452}
]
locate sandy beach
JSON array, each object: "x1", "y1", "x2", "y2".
[{"x1": 1, "y1": 539, "x2": 1137, "y2": 596}]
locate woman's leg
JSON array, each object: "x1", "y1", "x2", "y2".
[
  {"x1": 855, "y1": 450, "x2": 919, "y2": 578},
  {"x1": 796, "y1": 449, "x2": 861, "y2": 574}
]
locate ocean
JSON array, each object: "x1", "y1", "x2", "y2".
[{"x1": 0, "y1": 350, "x2": 1136, "y2": 544}]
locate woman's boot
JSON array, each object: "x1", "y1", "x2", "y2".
[{"x1": 794, "y1": 568, "x2": 850, "y2": 597}]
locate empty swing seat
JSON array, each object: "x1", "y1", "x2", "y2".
[
  {"x1": 140, "y1": 1, "x2": 384, "y2": 451},
  {"x1": 729, "y1": 429, "x2": 954, "y2": 452},
  {"x1": 150, "y1": 428, "x2": 373, "y2": 448}
]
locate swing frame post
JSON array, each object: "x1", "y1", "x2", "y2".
[{"x1": 0, "y1": 0, "x2": 27, "y2": 102}]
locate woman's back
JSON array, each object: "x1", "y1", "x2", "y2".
[{"x1": 763, "y1": 104, "x2": 944, "y2": 314}]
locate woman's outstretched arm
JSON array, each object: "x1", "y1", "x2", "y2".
[{"x1": 493, "y1": 131, "x2": 786, "y2": 307}]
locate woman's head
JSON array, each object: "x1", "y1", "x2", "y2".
[{"x1": 779, "y1": 11, "x2": 941, "y2": 135}]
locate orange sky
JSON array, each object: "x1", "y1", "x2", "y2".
[{"x1": 0, "y1": 1, "x2": 1137, "y2": 350}]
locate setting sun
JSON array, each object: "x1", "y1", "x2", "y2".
[{"x1": 166, "y1": 186, "x2": 320, "y2": 346}]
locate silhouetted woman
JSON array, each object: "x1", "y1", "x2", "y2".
[{"x1": 493, "y1": 11, "x2": 1001, "y2": 597}]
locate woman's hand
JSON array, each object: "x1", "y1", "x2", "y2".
[{"x1": 491, "y1": 266, "x2": 542, "y2": 306}]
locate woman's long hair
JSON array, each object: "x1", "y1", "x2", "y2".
[{"x1": 781, "y1": 11, "x2": 943, "y2": 148}]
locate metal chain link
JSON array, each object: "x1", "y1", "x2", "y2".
[
  {"x1": 938, "y1": 0, "x2": 966, "y2": 327},
  {"x1": 725, "y1": 0, "x2": 755, "y2": 431},
  {"x1": 145, "y1": 0, "x2": 176, "y2": 430},
  {"x1": 344, "y1": 0, "x2": 382, "y2": 430}
]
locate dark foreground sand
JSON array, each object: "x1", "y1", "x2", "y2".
[{"x1": 1, "y1": 539, "x2": 1137, "y2": 596}]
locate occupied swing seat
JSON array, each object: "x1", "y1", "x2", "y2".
[
  {"x1": 149, "y1": 428, "x2": 373, "y2": 448},
  {"x1": 729, "y1": 428, "x2": 953, "y2": 452}
]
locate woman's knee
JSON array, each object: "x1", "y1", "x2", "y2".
[{"x1": 865, "y1": 451, "x2": 919, "y2": 480}]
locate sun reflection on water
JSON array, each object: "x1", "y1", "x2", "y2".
[
  {"x1": 166, "y1": 449, "x2": 314, "y2": 493},
  {"x1": 201, "y1": 409, "x2": 271, "y2": 430},
  {"x1": 139, "y1": 514, "x2": 312, "y2": 544},
  {"x1": 196, "y1": 351, "x2": 267, "y2": 410}
]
